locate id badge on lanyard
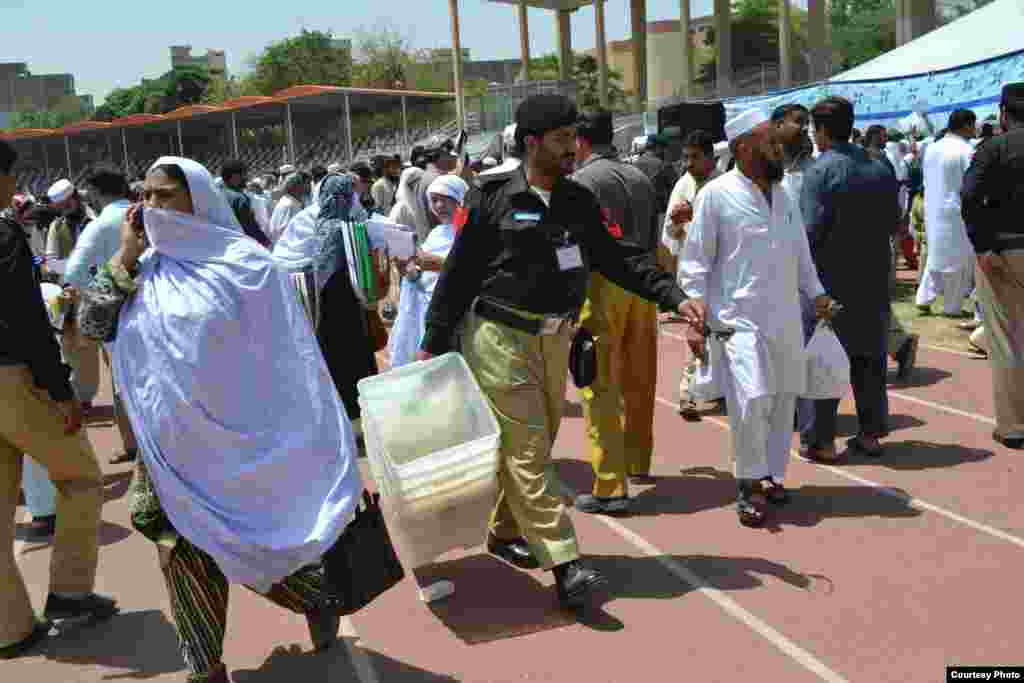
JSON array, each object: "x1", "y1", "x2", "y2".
[{"x1": 555, "y1": 229, "x2": 583, "y2": 271}]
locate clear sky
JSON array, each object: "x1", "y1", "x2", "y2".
[{"x1": 3, "y1": 0, "x2": 721, "y2": 104}]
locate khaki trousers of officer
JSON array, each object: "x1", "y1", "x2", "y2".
[
  {"x1": 0, "y1": 365, "x2": 103, "y2": 646},
  {"x1": 461, "y1": 310, "x2": 579, "y2": 571},
  {"x1": 64, "y1": 323, "x2": 100, "y2": 405},
  {"x1": 579, "y1": 274, "x2": 659, "y2": 498},
  {"x1": 976, "y1": 250, "x2": 1024, "y2": 439}
]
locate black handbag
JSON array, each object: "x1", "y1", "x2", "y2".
[
  {"x1": 569, "y1": 327, "x2": 597, "y2": 388},
  {"x1": 323, "y1": 490, "x2": 405, "y2": 615}
]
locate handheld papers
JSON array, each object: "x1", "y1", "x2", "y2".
[{"x1": 365, "y1": 218, "x2": 418, "y2": 260}]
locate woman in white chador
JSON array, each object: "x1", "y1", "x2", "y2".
[
  {"x1": 78, "y1": 157, "x2": 363, "y2": 683},
  {"x1": 389, "y1": 174, "x2": 469, "y2": 369}
]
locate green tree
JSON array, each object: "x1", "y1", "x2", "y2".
[
  {"x1": 572, "y1": 55, "x2": 626, "y2": 110},
  {"x1": 699, "y1": 0, "x2": 811, "y2": 89},
  {"x1": 352, "y1": 22, "x2": 410, "y2": 89},
  {"x1": 526, "y1": 53, "x2": 626, "y2": 109},
  {"x1": 830, "y1": 0, "x2": 896, "y2": 71},
  {"x1": 8, "y1": 95, "x2": 91, "y2": 130},
  {"x1": 247, "y1": 29, "x2": 352, "y2": 95}
]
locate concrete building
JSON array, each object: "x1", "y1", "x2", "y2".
[
  {"x1": 0, "y1": 62, "x2": 80, "y2": 128},
  {"x1": 591, "y1": 17, "x2": 713, "y2": 102},
  {"x1": 170, "y1": 46, "x2": 228, "y2": 77},
  {"x1": 431, "y1": 49, "x2": 522, "y2": 87}
]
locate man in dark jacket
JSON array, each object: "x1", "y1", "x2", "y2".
[
  {"x1": 961, "y1": 82, "x2": 1024, "y2": 449},
  {"x1": 798, "y1": 97, "x2": 900, "y2": 462},
  {"x1": 0, "y1": 140, "x2": 117, "y2": 659},
  {"x1": 220, "y1": 160, "x2": 270, "y2": 247},
  {"x1": 572, "y1": 110, "x2": 663, "y2": 515}
]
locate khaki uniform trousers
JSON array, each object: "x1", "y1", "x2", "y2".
[
  {"x1": 0, "y1": 365, "x2": 103, "y2": 646},
  {"x1": 63, "y1": 323, "x2": 100, "y2": 405},
  {"x1": 579, "y1": 274, "x2": 658, "y2": 498},
  {"x1": 976, "y1": 250, "x2": 1024, "y2": 439},
  {"x1": 461, "y1": 309, "x2": 579, "y2": 571}
]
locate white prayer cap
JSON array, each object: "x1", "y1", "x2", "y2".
[
  {"x1": 725, "y1": 107, "x2": 771, "y2": 142},
  {"x1": 279, "y1": 164, "x2": 296, "y2": 175},
  {"x1": 713, "y1": 140, "x2": 730, "y2": 158},
  {"x1": 327, "y1": 162, "x2": 343, "y2": 174},
  {"x1": 427, "y1": 174, "x2": 470, "y2": 205},
  {"x1": 47, "y1": 178, "x2": 75, "y2": 203}
]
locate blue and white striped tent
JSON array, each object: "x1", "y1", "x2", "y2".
[{"x1": 720, "y1": 0, "x2": 1024, "y2": 130}]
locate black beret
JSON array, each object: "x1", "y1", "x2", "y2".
[
  {"x1": 514, "y1": 94, "x2": 579, "y2": 147},
  {"x1": 1001, "y1": 82, "x2": 1024, "y2": 107}
]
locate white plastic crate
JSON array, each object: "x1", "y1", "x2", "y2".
[{"x1": 357, "y1": 353, "x2": 501, "y2": 512}]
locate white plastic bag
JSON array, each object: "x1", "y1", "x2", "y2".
[{"x1": 802, "y1": 321, "x2": 851, "y2": 400}]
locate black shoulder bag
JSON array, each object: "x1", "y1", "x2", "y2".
[{"x1": 323, "y1": 490, "x2": 405, "y2": 615}]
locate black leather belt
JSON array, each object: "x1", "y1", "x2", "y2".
[
  {"x1": 992, "y1": 233, "x2": 1024, "y2": 253},
  {"x1": 472, "y1": 298, "x2": 578, "y2": 336}
]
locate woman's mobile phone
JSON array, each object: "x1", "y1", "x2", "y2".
[{"x1": 131, "y1": 204, "x2": 145, "y2": 234}]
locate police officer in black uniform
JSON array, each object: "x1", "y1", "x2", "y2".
[{"x1": 417, "y1": 94, "x2": 701, "y2": 608}]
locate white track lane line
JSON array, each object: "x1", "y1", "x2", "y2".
[
  {"x1": 658, "y1": 329, "x2": 997, "y2": 426},
  {"x1": 652, "y1": 396, "x2": 1024, "y2": 551},
  {"x1": 593, "y1": 514, "x2": 850, "y2": 683}
]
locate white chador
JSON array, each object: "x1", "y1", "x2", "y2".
[
  {"x1": 915, "y1": 133, "x2": 975, "y2": 314},
  {"x1": 679, "y1": 168, "x2": 824, "y2": 482}
]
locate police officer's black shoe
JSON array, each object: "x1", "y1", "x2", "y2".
[
  {"x1": 0, "y1": 621, "x2": 50, "y2": 660},
  {"x1": 554, "y1": 561, "x2": 607, "y2": 608},
  {"x1": 487, "y1": 535, "x2": 540, "y2": 570},
  {"x1": 43, "y1": 593, "x2": 118, "y2": 623},
  {"x1": 574, "y1": 494, "x2": 630, "y2": 515}
]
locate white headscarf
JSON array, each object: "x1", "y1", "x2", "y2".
[
  {"x1": 113, "y1": 157, "x2": 362, "y2": 590},
  {"x1": 394, "y1": 166, "x2": 425, "y2": 211},
  {"x1": 426, "y1": 174, "x2": 469, "y2": 206}
]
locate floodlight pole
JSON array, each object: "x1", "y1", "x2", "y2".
[
  {"x1": 285, "y1": 102, "x2": 296, "y2": 164},
  {"x1": 449, "y1": 0, "x2": 466, "y2": 131},
  {"x1": 64, "y1": 136, "x2": 72, "y2": 179},
  {"x1": 177, "y1": 120, "x2": 184, "y2": 157},
  {"x1": 121, "y1": 128, "x2": 129, "y2": 174},
  {"x1": 402, "y1": 96, "x2": 409, "y2": 150},
  {"x1": 230, "y1": 112, "x2": 239, "y2": 158},
  {"x1": 345, "y1": 93, "x2": 354, "y2": 162}
]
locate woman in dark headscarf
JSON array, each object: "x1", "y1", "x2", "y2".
[{"x1": 312, "y1": 174, "x2": 379, "y2": 425}]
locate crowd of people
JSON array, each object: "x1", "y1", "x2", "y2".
[{"x1": 1, "y1": 81, "x2": 1022, "y2": 681}]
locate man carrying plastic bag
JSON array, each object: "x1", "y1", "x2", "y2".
[{"x1": 802, "y1": 319, "x2": 851, "y2": 401}]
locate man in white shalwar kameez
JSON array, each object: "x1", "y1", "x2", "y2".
[
  {"x1": 916, "y1": 109, "x2": 978, "y2": 316},
  {"x1": 664, "y1": 129, "x2": 723, "y2": 418},
  {"x1": 678, "y1": 110, "x2": 833, "y2": 527}
]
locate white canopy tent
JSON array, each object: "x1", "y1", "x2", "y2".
[{"x1": 831, "y1": 0, "x2": 1024, "y2": 81}]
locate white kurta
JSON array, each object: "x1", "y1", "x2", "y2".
[
  {"x1": 679, "y1": 169, "x2": 825, "y2": 480},
  {"x1": 921, "y1": 134, "x2": 974, "y2": 273},
  {"x1": 269, "y1": 194, "x2": 304, "y2": 246},
  {"x1": 667, "y1": 170, "x2": 722, "y2": 402}
]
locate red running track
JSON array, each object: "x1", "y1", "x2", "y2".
[{"x1": 8, "y1": 325, "x2": 1021, "y2": 682}]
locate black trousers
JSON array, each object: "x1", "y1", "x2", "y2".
[
  {"x1": 797, "y1": 305, "x2": 889, "y2": 447},
  {"x1": 317, "y1": 274, "x2": 379, "y2": 420}
]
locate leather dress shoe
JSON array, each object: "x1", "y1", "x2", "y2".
[
  {"x1": 487, "y1": 535, "x2": 540, "y2": 570},
  {"x1": 574, "y1": 494, "x2": 630, "y2": 515},
  {"x1": 993, "y1": 430, "x2": 1024, "y2": 450},
  {"x1": 554, "y1": 561, "x2": 607, "y2": 608},
  {"x1": 43, "y1": 592, "x2": 118, "y2": 622}
]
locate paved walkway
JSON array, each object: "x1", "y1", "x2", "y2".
[{"x1": 9, "y1": 324, "x2": 1016, "y2": 682}]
